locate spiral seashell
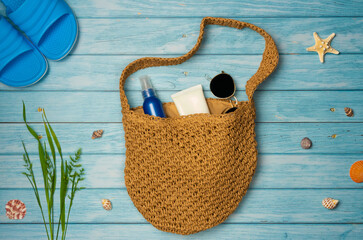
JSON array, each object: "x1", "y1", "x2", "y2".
[
  {"x1": 5, "y1": 200, "x2": 27, "y2": 219},
  {"x1": 92, "y1": 129, "x2": 104, "y2": 139},
  {"x1": 300, "y1": 137, "x2": 312, "y2": 149},
  {"x1": 102, "y1": 199, "x2": 112, "y2": 210},
  {"x1": 350, "y1": 160, "x2": 363, "y2": 183},
  {"x1": 322, "y1": 197, "x2": 339, "y2": 210},
  {"x1": 344, "y1": 107, "x2": 354, "y2": 117}
]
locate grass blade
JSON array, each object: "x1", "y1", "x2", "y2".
[
  {"x1": 22, "y1": 101, "x2": 40, "y2": 140},
  {"x1": 43, "y1": 111, "x2": 63, "y2": 160},
  {"x1": 43, "y1": 114, "x2": 56, "y2": 161},
  {"x1": 43, "y1": 113, "x2": 57, "y2": 238}
]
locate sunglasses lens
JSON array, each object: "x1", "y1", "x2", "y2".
[
  {"x1": 210, "y1": 73, "x2": 235, "y2": 98},
  {"x1": 223, "y1": 107, "x2": 238, "y2": 114}
]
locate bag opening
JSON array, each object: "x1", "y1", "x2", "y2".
[{"x1": 131, "y1": 98, "x2": 247, "y2": 118}]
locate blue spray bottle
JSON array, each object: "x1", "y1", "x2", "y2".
[{"x1": 139, "y1": 76, "x2": 166, "y2": 118}]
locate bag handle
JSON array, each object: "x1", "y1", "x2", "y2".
[{"x1": 119, "y1": 17, "x2": 279, "y2": 112}]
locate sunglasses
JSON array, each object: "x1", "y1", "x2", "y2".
[{"x1": 210, "y1": 71, "x2": 238, "y2": 114}]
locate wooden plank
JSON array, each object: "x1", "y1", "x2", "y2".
[
  {"x1": 1, "y1": 154, "x2": 361, "y2": 189},
  {"x1": 0, "y1": 223, "x2": 362, "y2": 240},
  {"x1": 2, "y1": 0, "x2": 362, "y2": 17},
  {"x1": 0, "y1": 91, "x2": 362, "y2": 122},
  {"x1": 1, "y1": 54, "x2": 362, "y2": 91},
  {"x1": 0, "y1": 189, "x2": 362, "y2": 223},
  {"x1": 0, "y1": 123, "x2": 361, "y2": 154},
  {"x1": 61, "y1": 18, "x2": 363, "y2": 55}
]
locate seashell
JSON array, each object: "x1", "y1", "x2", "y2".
[
  {"x1": 344, "y1": 107, "x2": 354, "y2": 117},
  {"x1": 300, "y1": 137, "x2": 312, "y2": 149},
  {"x1": 322, "y1": 197, "x2": 339, "y2": 210},
  {"x1": 102, "y1": 199, "x2": 112, "y2": 210},
  {"x1": 5, "y1": 199, "x2": 26, "y2": 219},
  {"x1": 350, "y1": 160, "x2": 363, "y2": 183},
  {"x1": 92, "y1": 129, "x2": 104, "y2": 139}
]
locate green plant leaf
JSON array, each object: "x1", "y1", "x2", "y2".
[
  {"x1": 22, "y1": 102, "x2": 40, "y2": 140},
  {"x1": 43, "y1": 111, "x2": 63, "y2": 160},
  {"x1": 43, "y1": 114, "x2": 56, "y2": 165},
  {"x1": 22, "y1": 101, "x2": 27, "y2": 122}
]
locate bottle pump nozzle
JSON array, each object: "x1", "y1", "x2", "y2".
[{"x1": 139, "y1": 75, "x2": 156, "y2": 99}]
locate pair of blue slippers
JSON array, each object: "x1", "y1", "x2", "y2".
[{"x1": 0, "y1": 0, "x2": 78, "y2": 87}]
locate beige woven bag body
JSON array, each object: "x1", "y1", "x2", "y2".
[{"x1": 119, "y1": 17, "x2": 279, "y2": 235}]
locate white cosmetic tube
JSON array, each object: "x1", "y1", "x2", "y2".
[{"x1": 171, "y1": 84, "x2": 210, "y2": 116}]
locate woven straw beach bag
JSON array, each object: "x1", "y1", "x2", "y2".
[{"x1": 119, "y1": 17, "x2": 279, "y2": 235}]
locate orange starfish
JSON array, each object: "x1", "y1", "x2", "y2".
[{"x1": 306, "y1": 32, "x2": 339, "y2": 63}]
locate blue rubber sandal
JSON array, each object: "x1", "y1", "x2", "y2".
[
  {"x1": 2, "y1": 0, "x2": 78, "y2": 61},
  {"x1": 0, "y1": 16, "x2": 48, "y2": 87}
]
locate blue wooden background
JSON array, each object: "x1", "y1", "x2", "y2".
[{"x1": 0, "y1": 0, "x2": 363, "y2": 239}]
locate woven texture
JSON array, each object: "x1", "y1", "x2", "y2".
[{"x1": 119, "y1": 17, "x2": 279, "y2": 235}]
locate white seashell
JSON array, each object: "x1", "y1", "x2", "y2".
[
  {"x1": 102, "y1": 199, "x2": 112, "y2": 211},
  {"x1": 6, "y1": 200, "x2": 26, "y2": 220},
  {"x1": 322, "y1": 197, "x2": 339, "y2": 210}
]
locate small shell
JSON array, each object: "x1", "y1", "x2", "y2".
[
  {"x1": 6, "y1": 200, "x2": 27, "y2": 219},
  {"x1": 102, "y1": 199, "x2": 112, "y2": 210},
  {"x1": 92, "y1": 130, "x2": 104, "y2": 139},
  {"x1": 322, "y1": 197, "x2": 339, "y2": 210},
  {"x1": 300, "y1": 137, "x2": 312, "y2": 149},
  {"x1": 350, "y1": 160, "x2": 363, "y2": 183},
  {"x1": 344, "y1": 107, "x2": 354, "y2": 117}
]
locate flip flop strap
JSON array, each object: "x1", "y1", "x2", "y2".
[
  {"x1": 119, "y1": 17, "x2": 279, "y2": 112},
  {"x1": 0, "y1": 17, "x2": 32, "y2": 72},
  {"x1": 7, "y1": 0, "x2": 70, "y2": 45}
]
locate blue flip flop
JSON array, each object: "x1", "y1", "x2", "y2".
[
  {"x1": 2, "y1": 0, "x2": 78, "y2": 61},
  {"x1": 0, "y1": 16, "x2": 48, "y2": 87}
]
